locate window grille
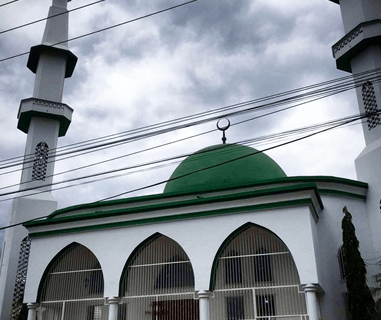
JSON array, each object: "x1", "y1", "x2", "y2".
[
  {"x1": 225, "y1": 251, "x2": 242, "y2": 285},
  {"x1": 254, "y1": 248, "x2": 272, "y2": 283},
  {"x1": 210, "y1": 224, "x2": 309, "y2": 320},
  {"x1": 362, "y1": 81, "x2": 381, "y2": 130},
  {"x1": 338, "y1": 246, "x2": 346, "y2": 280},
  {"x1": 32, "y1": 142, "x2": 49, "y2": 181},
  {"x1": 227, "y1": 295, "x2": 245, "y2": 320},
  {"x1": 10, "y1": 237, "x2": 31, "y2": 320},
  {"x1": 119, "y1": 234, "x2": 199, "y2": 320},
  {"x1": 37, "y1": 243, "x2": 107, "y2": 320}
]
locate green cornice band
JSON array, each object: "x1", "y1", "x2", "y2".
[
  {"x1": 28, "y1": 198, "x2": 314, "y2": 238},
  {"x1": 47, "y1": 176, "x2": 367, "y2": 219},
  {"x1": 25, "y1": 183, "x2": 322, "y2": 228}
]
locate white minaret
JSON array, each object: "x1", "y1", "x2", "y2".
[
  {"x1": 0, "y1": 1, "x2": 76, "y2": 319},
  {"x1": 330, "y1": 0, "x2": 381, "y2": 287}
]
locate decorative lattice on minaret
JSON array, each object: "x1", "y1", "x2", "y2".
[
  {"x1": 10, "y1": 237, "x2": 31, "y2": 320},
  {"x1": 32, "y1": 142, "x2": 49, "y2": 181},
  {"x1": 362, "y1": 81, "x2": 381, "y2": 130}
]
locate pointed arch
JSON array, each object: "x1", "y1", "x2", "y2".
[
  {"x1": 119, "y1": 233, "x2": 199, "y2": 320},
  {"x1": 209, "y1": 223, "x2": 308, "y2": 320},
  {"x1": 36, "y1": 242, "x2": 107, "y2": 320}
]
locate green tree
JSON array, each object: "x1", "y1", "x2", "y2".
[{"x1": 342, "y1": 206, "x2": 377, "y2": 320}]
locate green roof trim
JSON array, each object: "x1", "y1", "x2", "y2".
[
  {"x1": 163, "y1": 144, "x2": 287, "y2": 193},
  {"x1": 25, "y1": 183, "x2": 322, "y2": 228},
  {"x1": 47, "y1": 176, "x2": 367, "y2": 219},
  {"x1": 28, "y1": 198, "x2": 315, "y2": 238},
  {"x1": 319, "y1": 189, "x2": 367, "y2": 200}
]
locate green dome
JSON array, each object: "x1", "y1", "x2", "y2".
[{"x1": 163, "y1": 144, "x2": 286, "y2": 194}]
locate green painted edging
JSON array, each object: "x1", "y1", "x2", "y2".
[
  {"x1": 319, "y1": 189, "x2": 367, "y2": 200},
  {"x1": 28, "y1": 198, "x2": 313, "y2": 238},
  {"x1": 118, "y1": 233, "x2": 160, "y2": 297},
  {"x1": 47, "y1": 176, "x2": 367, "y2": 219},
  {"x1": 25, "y1": 183, "x2": 321, "y2": 227},
  {"x1": 163, "y1": 175, "x2": 367, "y2": 198},
  {"x1": 209, "y1": 223, "x2": 251, "y2": 291},
  {"x1": 117, "y1": 233, "x2": 195, "y2": 296},
  {"x1": 36, "y1": 243, "x2": 104, "y2": 302},
  {"x1": 208, "y1": 223, "x2": 300, "y2": 291}
]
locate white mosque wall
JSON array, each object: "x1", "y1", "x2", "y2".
[
  {"x1": 24, "y1": 204, "x2": 321, "y2": 303},
  {"x1": 314, "y1": 195, "x2": 369, "y2": 320},
  {"x1": 356, "y1": 139, "x2": 381, "y2": 281}
]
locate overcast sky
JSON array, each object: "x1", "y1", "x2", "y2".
[{"x1": 0, "y1": 0, "x2": 365, "y2": 244}]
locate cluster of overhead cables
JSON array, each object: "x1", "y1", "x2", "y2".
[
  {"x1": 0, "y1": 0, "x2": 199, "y2": 62},
  {"x1": 0, "y1": 0, "x2": 380, "y2": 230},
  {"x1": 0, "y1": 67, "x2": 380, "y2": 204}
]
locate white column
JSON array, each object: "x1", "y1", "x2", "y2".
[
  {"x1": 27, "y1": 303, "x2": 39, "y2": 320},
  {"x1": 108, "y1": 297, "x2": 120, "y2": 320},
  {"x1": 198, "y1": 290, "x2": 212, "y2": 320},
  {"x1": 304, "y1": 284, "x2": 320, "y2": 320}
]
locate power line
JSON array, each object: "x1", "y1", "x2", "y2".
[
  {"x1": 0, "y1": 0, "x2": 199, "y2": 63},
  {"x1": 1, "y1": 66, "x2": 378, "y2": 172},
  {"x1": 0, "y1": 66, "x2": 377, "y2": 170},
  {"x1": 0, "y1": 0, "x2": 20, "y2": 8},
  {"x1": 0, "y1": 0, "x2": 105, "y2": 35},
  {"x1": 0, "y1": 111, "x2": 370, "y2": 202},
  {"x1": 0, "y1": 111, "x2": 367, "y2": 231},
  {"x1": 95, "y1": 113, "x2": 366, "y2": 202},
  {"x1": 0, "y1": 67, "x2": 380, "y2": 188}
]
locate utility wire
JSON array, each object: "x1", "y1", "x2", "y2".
[
  {"x1": 0, "y1": 0, "x2": 19, "y2": 8},
  {"x1": 0, "y1": 111, "x2": 371, "y2": 201},
  {"x1": 95, "y1": 113, "x2": 366, "y2": 203},
  {"x1": 0, "y1": 111, "x2": 372, "y2": 231},
  {"x1": 1, "y1": 67, "x2": 378, "y2": 171},
  {"x1": 0, "y1": 86, "x2": 354, "y2": 178},
  {"x1": 0, "y1": 0, "x2": 105, "y2": 35},
  {"x1": 0, "y1": 67, "x2": 378, "y2": 170},
  {"x1": 0, "y1": 0, "x2": 199, "y2": 63},
  {"x1": 0, "y1": 68, "x2": 380, "y2": 190}
]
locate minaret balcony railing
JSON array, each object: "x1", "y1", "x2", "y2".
[
  {"x1": 332, "y1": 19, "x2": 381, "y2": 72},
  {"x1": 17, "y1": 97, "x2": 73, "y2": 137},
  {"x1": 28, "y1": 44, "x2": 77, "y2": 78}
]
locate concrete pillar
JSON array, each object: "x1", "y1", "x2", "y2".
[
  {"x1": 197, "y1": 290, "x2": 212, "y2": 320},
  {"x1": 304, "y1": 284, "x2": 320, "y2": 320},
  {"x1": 108, "y1": 297, "x2": 120, "y2": 320},
  {"x1": 26, "y1": 303, "x2": 39, "y2": 320}
]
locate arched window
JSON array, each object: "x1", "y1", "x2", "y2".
[
  {"x1": 10, "y1": 237, "x2": 31, "y2": 320},
  {"x1": 37, "y1": 243, "x2": 106, "y2": 320},
  {"x1": 362, "y1": 81, "x2": 381, "y2": 130},
  {"x1": 32, "y1": 142, "x2": 49, "y2": 181},
  {"x1": 119, "y1": 234, "x2": 198, "y2": 320},
  {"x1": 210, "y1": 224, "x2": 308, "y2": 320}
]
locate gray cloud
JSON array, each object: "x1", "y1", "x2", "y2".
[{"x1": 0, "y1": 0, "x2": 365, "y2": 250}]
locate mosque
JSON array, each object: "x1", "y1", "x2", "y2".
[{"x1": 1, "y1": 0, "x2": 381, "y2": 320}]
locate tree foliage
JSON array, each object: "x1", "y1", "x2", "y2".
[{"x1": 342, "y1": 206, "x2": 377, "y2": 320}]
